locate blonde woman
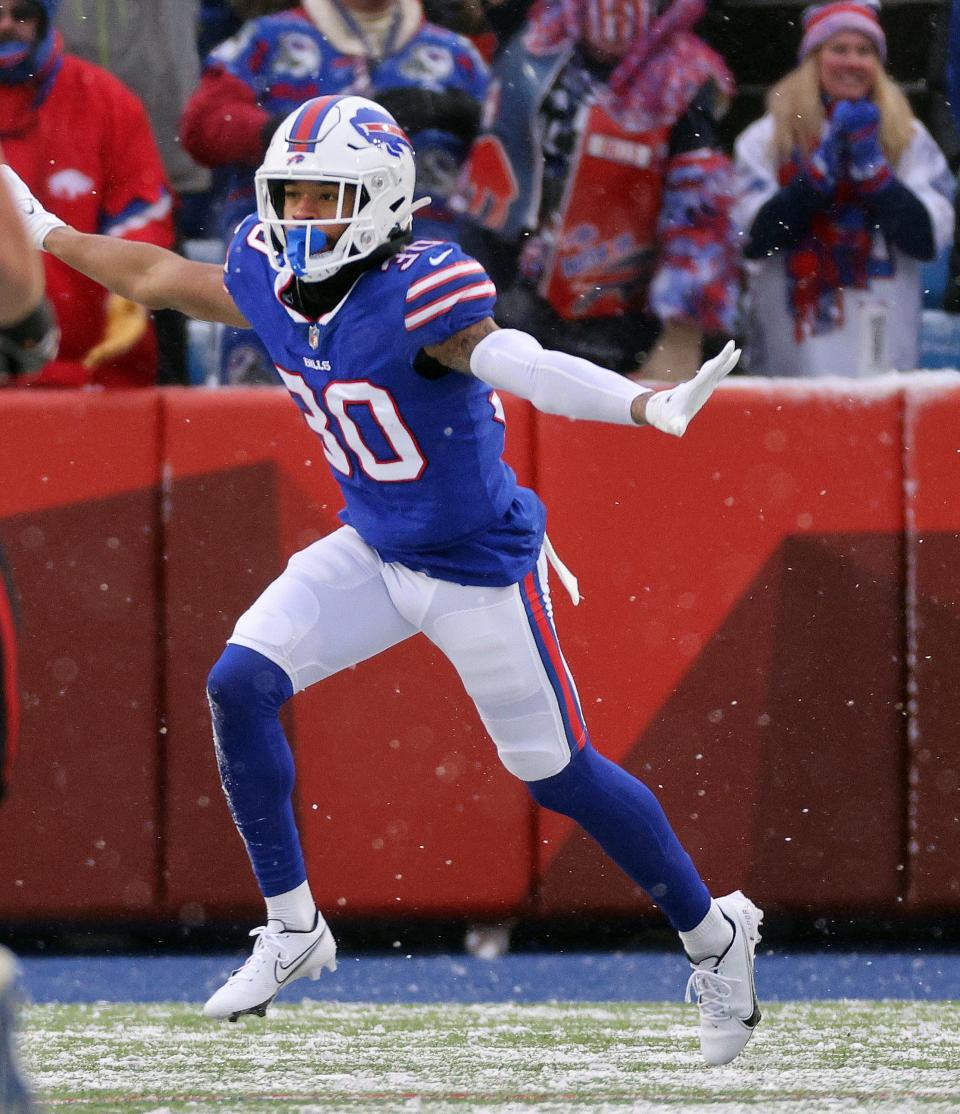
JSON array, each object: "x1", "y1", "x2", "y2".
[{"x1": 733, "y1": 0, "x2": 955, "y2": 375}]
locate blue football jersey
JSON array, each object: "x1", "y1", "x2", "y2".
[{"x1": 224, "y1": 220, "x2": 545, "y2": 587}]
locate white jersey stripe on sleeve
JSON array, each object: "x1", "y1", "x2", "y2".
[
  {"x1": 404, "y1": 281, "x2": 496, "y2": 330},
  {"x1": 406, "y1": 260, "x2": 485, "y2": 301}
]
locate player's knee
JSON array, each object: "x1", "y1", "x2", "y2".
[
  {"x1": 206, "y1": 643, "x2": 293, "y2": 720},
  {"x1": 524, "y1": 744, "x2": 596, "y2": 811},
  {"x1": 496, "y1": 744, "x2": 572, "y2": 783},
  {"x1": 483, "y1": 707, "x2": 576, "y2": 781}
]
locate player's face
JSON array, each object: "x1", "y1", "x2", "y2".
[
  {"x1": 0, "y1": 2, "x2": 40, "y2": 45},
  {"x1": 817, "y1": 32, "x2": 879, "y2": 101},
  {"x1": 283, "y1": 181, "x2": 357, "y2": 244}
]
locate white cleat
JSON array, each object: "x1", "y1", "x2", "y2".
[
  {"x1": 203, "y1": 911, "x2": 337, "y2": 1021},
  {"x1": 685, "y1": 890, "x2": 763, "y2": 1065}
]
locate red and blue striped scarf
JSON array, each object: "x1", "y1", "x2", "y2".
[{"x1": 779, "y1": 153, "x2": 874, "y2": 341}]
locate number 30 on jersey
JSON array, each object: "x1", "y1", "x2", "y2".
[{"x1": 277, "y1": 367, "x2": 426, "y2": 482}]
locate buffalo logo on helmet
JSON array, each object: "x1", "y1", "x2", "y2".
[{"x1": 350, "y1": 106, "x2": 412, "y2": 160}]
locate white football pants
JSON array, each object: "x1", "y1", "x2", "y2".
[{"x1": 228, "y1": 525, "x2": 588, "y2": 781}]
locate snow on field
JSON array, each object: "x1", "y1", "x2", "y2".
[{"x1": 19, "y1": 999, "x2": 960, "y2": 1113}]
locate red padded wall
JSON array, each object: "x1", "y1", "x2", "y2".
[
  {"x1": 160, "y1": 389, "x2": 295, "y2": 921},
  {"x1": 2, "y1": 379, "x2": 957, "y2": 926},
  {"x1": 0, "y1": 392, "x2": 162, "y2": 918},
  {"x1": 532, "y1": 382, "x2": 906, "y2": 916}
]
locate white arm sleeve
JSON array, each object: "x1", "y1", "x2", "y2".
[{"x1": 469, "y1": 328, "x2": 650, "y2": 426}]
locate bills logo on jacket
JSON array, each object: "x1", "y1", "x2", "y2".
[{"x1": 350, "y1": 107, "x2": 412, "y2": 159}]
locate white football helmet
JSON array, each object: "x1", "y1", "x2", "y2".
[{"x1": 255, "y1": 94, "x2": 426, "y2": 283}]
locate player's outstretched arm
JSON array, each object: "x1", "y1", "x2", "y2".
[
  {"x1": 429, "y1": 320, "x2": 740, "y2": 436},
  {"x1": 0, "y1": 165, "x2": 249, "y2": 328}
]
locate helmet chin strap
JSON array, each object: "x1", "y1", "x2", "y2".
[
  {"x1": 283, "y1": 231, "x2": 414, "y2": 319},
  {"x1": 408, "y1": 196, "x2": 432, "y2": 220}
]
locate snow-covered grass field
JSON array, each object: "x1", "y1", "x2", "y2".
[{"x1": 21, "y1": 999, "x2": 960, "y2": 1112}]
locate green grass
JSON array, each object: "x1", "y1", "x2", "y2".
[{"x1": 21, "y1": 1000, "x2": 960, "y2": 1112}]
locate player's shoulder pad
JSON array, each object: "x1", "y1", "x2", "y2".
[
  {"x1": 387, "y1": 239, "x2": 495, "y2": 334},
  {"x1": 225, "y1": 213, "x2": 271, "y2": 270},
  {"x1": 399, "y1": 238, "x2": 474, "y2": 275}
]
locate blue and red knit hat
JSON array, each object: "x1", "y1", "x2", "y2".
[{"x1": 799, "y1": 0, "x2": 887, "y2": 63}]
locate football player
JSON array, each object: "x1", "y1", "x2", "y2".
[
  {"x1": 2, "y1": 94, "x2": 762, "y2": 1066},
  {"x1": 0, "y1": 140, "x2": 52, "y2": 1114}
]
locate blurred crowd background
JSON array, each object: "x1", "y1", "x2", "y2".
[{"x1": 2, "y1": 0, "x2": 959, "y2": 388}]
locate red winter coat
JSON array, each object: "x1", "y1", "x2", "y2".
[{"x1": 0, "y1": 37, "x2": 174, "y2": 387}]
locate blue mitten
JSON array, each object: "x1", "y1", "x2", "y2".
[
  {"x1": 832, "y1": 98, "x2": 890, "y2": 190},
  {"x1": 804, "y1": 119, "x2": 844, "y2": 194}
]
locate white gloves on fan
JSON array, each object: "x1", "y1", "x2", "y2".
[
  {"x1": 644, "y1": 340, "x2": 741, "y2": 437},
  {"x1": 0, "y1": 164, "x2": 67, "y2": 250}
]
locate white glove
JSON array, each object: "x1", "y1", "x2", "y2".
[
  {"x1": 0, "y1": 164, "x2": 67, "y2": 250},
  {"x1": 643, "y1": 339, "x2": 741, "y2": 437}
]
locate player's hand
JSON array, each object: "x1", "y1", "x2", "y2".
[
  {"x1": 82, "y1": 294, "x2": 149, "y2": 368},
  {"x1": 0, "y1": 164, "x2": 67, "y2": 250},
  {"x1": 643, "y1": 340, "x2": 740, "y2": 437}
]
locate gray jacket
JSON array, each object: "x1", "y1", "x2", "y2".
[{"x1": 57, "y1": 0, "x2": 211, "y2": 196}]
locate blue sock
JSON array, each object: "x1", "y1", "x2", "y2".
[
  {"x1": 527, "y1": 744, "x2": 710, "y2": 931},
  {"x1": 206, "y1": 644, "x2": 305, "y2": 897}
]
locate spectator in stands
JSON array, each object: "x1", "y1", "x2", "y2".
[
  {"x1": 927, "y1": 0, "x2": 960, "y2": 312},
  {"x1": 57, "y1": 0, "x2": 213, "y2": 383},
  {"x1": 456, "y1": 0, "x2": 738, "y2": 381},
  {"x1": 733, "y1": 0, "x2": 955, "y2": 376},
  {"x1": 199, "y1": 0, "x2": 289, "y2": 57},
  {"x1": 0, "y1": 0, "x2": 175, "y2": 387},
  {"x1": 180, "y1": 0, "x2": 489, "y2": 383}
]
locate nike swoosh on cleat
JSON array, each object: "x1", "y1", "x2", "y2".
[
  {"x1": 273, "y1": 932, "x2": 326, "y2": 984},
  {"x1": 429, "y1": 248, "x2": 453, "y2": 265}
]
